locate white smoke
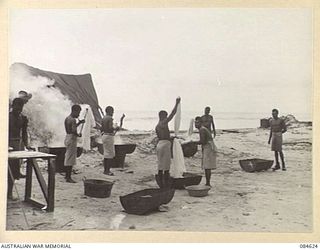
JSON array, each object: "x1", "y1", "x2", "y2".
[{"x1": 10, "y1": 63, "x2": 72, "y2": 147}]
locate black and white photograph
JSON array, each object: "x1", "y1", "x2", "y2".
[{"x1": 4, "y1": 6, "x2": 314, "y2": 235}]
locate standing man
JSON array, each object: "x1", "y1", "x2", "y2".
[
  {"x1": 101, "y1": 106, "x2": 125, "y2": 176},
  {"x1": 268, "y1": 109, "x2": 287, "y2": 171},
  {"x1": 201, "y1": 106, "x2": 216, "y2": 138},
  {"x1": 194, "y1": 116, "x2": 217, "y2": 187},
  {"x1": 64, "y1": 104, "x2": 85, "y2": 183},
  {"x1": 155, "y1": 97, "x2": 181, "y2": 188},
  {"x1": 8, "y1": 98, "x2": 32, "y2": 199}
]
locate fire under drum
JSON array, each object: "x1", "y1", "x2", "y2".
[{"x1": 38, "y1": 146, "x2": 83, "y2": 172}]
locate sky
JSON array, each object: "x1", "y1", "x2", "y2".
[{"x1": 9, "y1": 8, "x2": 312, "y2": 118}]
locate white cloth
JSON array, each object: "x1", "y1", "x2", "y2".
[
  {"x1": 188, "y1": 118, "x2": 194, "y2": 138},
  {"x1": 64, "y1": 134, "x2": 78, "y2": 166},
  {"x1": 172, "y1": 102, "x2": 186, "y2": 177},
  {"x1": 171, "y1": 138, "x2": 186, "y2": 178},
  {"x1": 202, "y1": 141, "x2": 217, "y2": 170},
  {"x1": 102, "y1": 134, "x2": 115, "y2": 159},
  {"x1": 174, "y1": 103, "x2": 181, "y2": 136},
  {"x1": 156, "y1": 140, "x2": 171, "y2": 171},
  {"x1": 77, "y1": 104, "x2": 96, "y2": 151},
  {"x1": 114, "y1": 134, "x2": 124, "y2": 144}
]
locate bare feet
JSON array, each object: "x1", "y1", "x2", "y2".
[
  {"x1": 103, "y1": 171, "x2": 114, "y2": 176},
  {"x1": 66, "y1": 178, "x2": 77, "y2": 183},
  {"x1": 272, "y1": 164, "x2": 280, "y2": 171}
]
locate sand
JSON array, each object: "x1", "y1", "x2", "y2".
[{"x1": 6, "y1": 123, "x2": 312, "y2": 232}]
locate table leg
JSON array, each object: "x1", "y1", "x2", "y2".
[
  {"x1": 24, "y1": 159, "x2": 33, "y2": 201},
  {"x1": 32, "y1": 159, "x2": 48, "y2": 201},
  {"x1": 47, "y1": 158, "x2": 56, "y2": 212}
]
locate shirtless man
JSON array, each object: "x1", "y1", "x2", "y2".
[
  {"x1": 101, "y1": 106, "x2": 125, "y2": 176},
  {"x1": 201, "y1": 106, "x2": 216, "y2": 138},
  {"x1": 155, "y1": 97, "x2": 181, "y2": 188},
  {"x1": 268, "y1": 109, "x2": 287, "y2": 171},
  {"x1": 194, "y1": 116, "x2": 217, "y2": 186},
  {"x1": 64, "y1": 105, "x2": 85, "y2": 183}
]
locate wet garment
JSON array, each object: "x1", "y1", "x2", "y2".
[
  {"x1": 156, "y1": 140, "x2": 171, "y2": 171},
  {"x1": 171, "y1": 138, "x2": 186, "y2": 178},
  {"x1": 174, "y1": 103, "x2": 181, "y2": 136},
  {"x1": 64, "y1": 134, "x2": 78, "y2": 166},
  {"x1": 271, "y1": 132, "x2": 283, "y2": 152},
  {"x1": 188, "y1": 118, "x2": 194, "y2": 138},
  {"x1": 78, "y1": 105, "x2": 96, "y2": 151},
  {"x1": 102, "y1": 134, "x2": 115, "y2": 159}
]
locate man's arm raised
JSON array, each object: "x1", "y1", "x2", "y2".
[{"x1": 166, "y1": 97, "x2": 181, "y2": 123}]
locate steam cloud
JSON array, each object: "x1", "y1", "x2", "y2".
[{"x1": 10, "y1": 63, "x2": 72, "y2": 146}]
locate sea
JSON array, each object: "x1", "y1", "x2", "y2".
[{"x1": 113, "y1": 110, "x2": 312, "y2": 132}]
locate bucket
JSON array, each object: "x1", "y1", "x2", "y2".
[
  {"x1": 83, "y1": 177, "x2": 114, "y2": 198},
  {"x1": 185, "y1": 185, "x2": 211, "y2": 197}
]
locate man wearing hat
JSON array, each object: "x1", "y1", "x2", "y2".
[
  {"x1": 18, "y1": 90, "x2": 32, "y2": 104},
  {"x1": 9, "y1": 90, "x2": 32, "y2": 112}
]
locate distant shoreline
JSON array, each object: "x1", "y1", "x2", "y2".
[{"x1": 116, "y1": 121, "x2": 312, "y2": 136}]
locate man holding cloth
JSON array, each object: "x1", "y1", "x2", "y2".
[
  {"x1": 155, "y1": 97, "x2": 181, "y2": 188},
  {"x1": 64, "y1": 104, "x2": 85, "y2": 183}
]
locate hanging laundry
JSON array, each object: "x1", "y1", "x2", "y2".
[
  {"x1": 77, "y1": 104, "x2": 96, "y2": 151},
  {"x1": 174, "y1": 102, "x2": 181, "y2": 136},
  {"x1": 171, "y1": 138, "x2": 186, "y2": 178},
  {"x1": 188, "y1": 118, "x2": 194, "y2": 139},
  {"x1": 171, "y1": 100, "x2": 186, "y2": 178}
]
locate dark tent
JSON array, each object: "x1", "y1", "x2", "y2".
[{"x1": 11, "y1": 63, "x2": 103, "y2": 126}]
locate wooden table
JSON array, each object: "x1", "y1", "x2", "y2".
[{"x1": 8, "y1": 151, "x2": 57, "y2": 212}]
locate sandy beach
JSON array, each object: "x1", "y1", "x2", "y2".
[{"x1": 6, "y1": 122, "x2": 312, "y2": 232}]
